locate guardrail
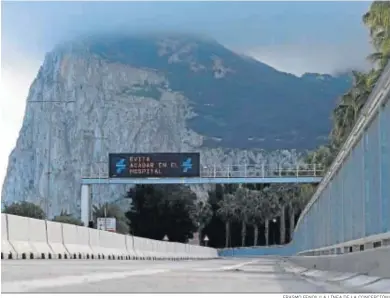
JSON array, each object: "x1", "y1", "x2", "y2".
[
  {"x1": 81, "y1": 163, "x2": 324, "y2": 179},
  {"x1": 1, "y1": 213, "x2": 218, "y2": 260}
]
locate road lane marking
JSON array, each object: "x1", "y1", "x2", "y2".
[
  {"x1": 193, "y1": 260, "x2": 259, "y2": 272},
  {"x1": 2, "y1": 268, "x2": 171, "y2": 293}
]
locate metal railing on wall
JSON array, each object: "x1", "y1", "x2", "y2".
[
  {"x1": 292, "y1": 61, "x2": 390, "y2": 254},
  {"x1": 81, "y1": 163, "x2": 324, "y2": 179}
]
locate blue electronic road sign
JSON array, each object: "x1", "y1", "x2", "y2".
[
  {"x1": 108, "y1": 153, "x2": 200, "y2": 178},
  {"x1": 115, "y1": 158, "x2": 126, "y2": 174},
  {"x1": 181, "y1": 158, "x2": 192, "y2": 173}
]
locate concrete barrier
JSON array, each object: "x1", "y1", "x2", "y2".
[
  {"x1": 133, "y1": 236, "x2": 157, "y2": 260},
  {"x1": 1, "y1": 214, "x2": 16, "y2": 259},
  {"x1": 6, "y1": 214, "x2": 53, "y2": 259},
  {"x1": 167, "y1": 242, "x2": 180, "y2": 260},
  {"x1": 210, "y1": 247, "x2": 218, "y2": 258},
  {"x1": 62, "y1": 223, "x2": 94, "y2": 259},
  {"x1": 175, "y1": 243, "x2": 188, "y2": 260},
  {"x1": 283, "y1": 254, "x2": 390, "y2": 292},
  {"x1": 88, "y1": 228, "x2": 109, "y2": 259},
  {"x1": 288, "y1": 246, "x2": 390, "y2": 278},
  {"x1": 204, "y1": 247, "x2": 217, "y2": 259},
  {"x1": 159, "y1": 241, "x2": 175, "y2": 260},
  {"x1": 6, "y1": 214, "x2": 34, "y2": 259},
  {"x1": 187, "y1": 244, "x2": 199, "y2": 259},
  {"x1": 195, "y1": 246, "x2": 207, "y2": 259},
  {"x1": 132, "y1": 236, "x2": 145, "y2": 259},
  {"x1": 186, "y1": 244, "x2": 195, "y2": 259},
  {"x1": 1, "y1": 214, "x2": 219, "y2": 261},
  {"x1": 200, "y1": 247, "x2": 212, "y2": 259},
  {"x1": 145, "y1": 238, "x2": 159, "y2": 260},
  {"x1": 98, "y1": 230, "x2": 128, "y2": 260},
  {"x1": 46, "y1": 220, "x2": 70, "y2": 259},
  {"x1": 148, "y1": 239, "x2": 165, "y2": 260},
  {"x1": 125, "y1": 235, "x2": 137, "y2": 259},
  {"x1": 28, "y1": 217, "x2": 55, "y2": 259}
]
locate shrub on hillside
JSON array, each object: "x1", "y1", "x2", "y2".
[
  {"x1": 52, "y1": 211, "x2": 84, "y2": 226},
  {"x1": 2, "y1": 201, "x2": 46, "y2": 219}
]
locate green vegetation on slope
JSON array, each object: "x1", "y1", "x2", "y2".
[
  {"x1": 2, "y1": 201, "x2": 46, "y2": 220},
  {"x1": 307, "y1": 1, "x2": 390, "y2": 170}
]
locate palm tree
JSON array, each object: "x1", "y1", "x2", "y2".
[
  {"x1": 233, "y1": 186, "x2": 252, "y2": 247},
  {"x1": 246, "y1": 189, "x2": 264, "y2": 246},
  {"x1": 255, "y1": 187, "x2": 280, "y2": 246},
  {"x1": 330, "y1": 99, "x2": 354, "y2": 150},
  {"x1": 330, "y1": 70, "x2": 378, "y2": 156},
  {"x1": 271, "y1": 184, "x2": 290, "y2": 245},
  {"x1": 191, "y1": 201, "x2": 213, "y2": 245},
  {"x1": 287, "y1": 185, "x2": 303, "y2": 240},
  {"x1": 363, "y1": 2, "x2": 390, "y2": 40},
  {"x1": 326, "y1": 2, "x2": 390, "y2": 162},
  {"x1": 350, "y1": 71, "x2": 377, "y2": 114},
  {"x1": 217, "y1": 193, "x2": 238, "y2": 248},
  {"x1": 363, "y1": 2, "x2": 390, "y2": 68}
]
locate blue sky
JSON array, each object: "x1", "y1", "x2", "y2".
[{"x1": 0, "y1": 1, "x2": 374, "y2": 189}]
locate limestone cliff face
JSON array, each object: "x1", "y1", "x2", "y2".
[{"x1": 2, "y1": 35, "x2": 340, "y2": 218}]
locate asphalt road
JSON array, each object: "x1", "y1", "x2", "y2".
[{"x1": 1, "y1": 257, "x2": 352, "y2": 293}]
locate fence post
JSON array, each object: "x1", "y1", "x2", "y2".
[
  {"x1": 279, "y1": 164, "x2": 282, "y2": 176},
  {"x1": 244, "y1": 164, "x2": 247, "y2": 177},
  {"x1": 213, "y1": 164, "x2": 216, "y2": 177},
  {"x1": 314, "y1": 164, "x2": 317, "y2": 176},
  {"x1": 262, "y1": 164, "x2": 265, "y2": 178},
  {"x1": 296, "y1": 164, "x2": 299, "y2": 177}
]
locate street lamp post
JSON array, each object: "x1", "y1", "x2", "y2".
[
  {"x1": 27, "y1": 100, "x2": 75, "y2": 218},
  {"x1": 272, "y1": 218, "x2": 277, "y2": 245},
  {"x1": 94, "y1": 135, "x2": 108, "y2": 210}
]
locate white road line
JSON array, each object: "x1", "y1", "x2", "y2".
[
  {"x1": 2, "y1": 269, "x2": 171, "y2": 293},
  {"x1": 194, "y1": 260, "x2": 259, "y2": 272}
]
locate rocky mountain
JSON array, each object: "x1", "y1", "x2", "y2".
[{"x1": 1, "y1": 34, "x2": 351, "y2": 218}]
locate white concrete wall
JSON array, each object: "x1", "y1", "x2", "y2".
[
  {"x1": 27, "y1": 217, "x2": 53, "y2": 258},
  {"x1": 46, "y1": 220, "x2": 69, "y2": 259},
  {"x1": 6, "y1": 214, "x2": 53, "y2": 259},
  {"x1": 1, "y1": 214, "x2": 15, "y2": 258},
  {"x1": 288, "y1": 246, "x2": 390, "y2": 278},
  {"x1": 6, "y1": 214, "x2": 33, "y2": 258},
  {"x1": 1, "y1": 214, "x2": 218, "y2": 260},
  {"x1": 125, "y1": 235, "x2": 136, "y2": 258},
  {"x1": 98, "y1": 230, "x2": 128, "y2": 259}
]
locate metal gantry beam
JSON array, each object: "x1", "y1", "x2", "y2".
[
  {"x1": 80, "y1": 163, "x2": 323, "y2": 226},
  {"x1": 82, "y1": 176, "x2": 322, "y2": 185},
  {"x1": 80, "y1": 163, "x2": 324, "y2": 185}
]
